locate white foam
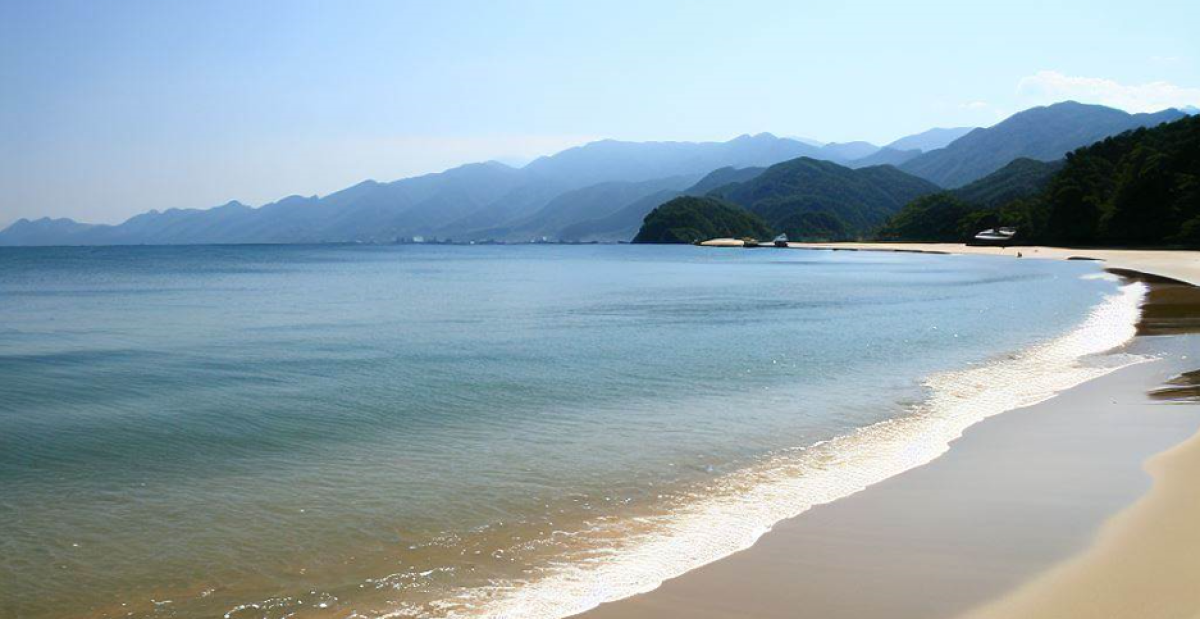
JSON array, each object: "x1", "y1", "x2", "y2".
[
  {"x1": 1081, "y1": 272, "x2": 1122, "y2": 282},
  {"x1": 400, "y1": 283, "x2": 1149, "y2": 619}
]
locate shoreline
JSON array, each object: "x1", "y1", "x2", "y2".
[
  {"x1": 787, "y1": 242, "x2": 1200, "y2": 287},
  {"x1": 577, "y1": 347, "x2": 1198, "y2": 619},
  {"x1": 576, "y1": 244, "x2": 1200, "y2": 619},
  {"x1": 699, "y1": 239, "x2": 1200, "y2": 286},
  {"x1": 962, "y1": 391, "x2": 1200, "y2": 619}
]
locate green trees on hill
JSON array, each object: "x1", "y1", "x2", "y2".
[
  {"x1": 711, "y1": 158, "x2": 938, "y2": 240},
  {"x1": 878, "y1": 115, "x2": 1200, "y2": 246},
  {"x1": 631, "y1": 196, "x2": 772, "y2": 244},
  {"x1": 632, "y1": 157, "x2": 943, "y2": 243},
  {"x1": 636, "y1": 115, "x2": 1199, "y2": 246},
  {"x1": 633, "y1": 157, "x2": 941, "y2": 243},
  {"x1": 1041, "y1": 116, "x2": 1199, "y2": 245},
  {"x1": 951, "y1": 158, "x2": 1062, "y2": 208},
  {"x1": 876, "y1": 194, "x2": 978, "y2": 242}
]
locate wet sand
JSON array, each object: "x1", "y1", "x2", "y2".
[
  {"x1": 579, "y1": 245, "x2": 1200, "y2": 619},
  {"x1": 964, "y1": 407, "x2": 1200, "y2": 619},
  {"x1": 578, "y1": 342, "x2": 1199, "y2": 619}
]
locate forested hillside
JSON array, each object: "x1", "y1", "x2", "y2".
[
  {"x1": 631, "y1": 197, "x2": 772, "y2": 244},
  {"x1": 877, "y1": 115, "x2": 1200, "y2": 245},
  {"x1": 709, "y1": 158, "x2": 939, "y2": 240}
]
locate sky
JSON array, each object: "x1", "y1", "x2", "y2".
[{"x1": 2, "y1": 0, "x2": 1198, "y2": 224}]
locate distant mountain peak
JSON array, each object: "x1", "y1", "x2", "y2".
[
  {"x1": 16, "y1": 216, "x2": 77, "y2": 227},
  {"x1": 885, "y1": 126, "x2": 975, "y2": 153},
  {"x1": 730, "y1": 132, "x2": 780, "y2": 142},
  {"x1": 789, "y1": 136, "x2": 826, "y2": 147},
  {"x1": 898, "y1": 101, "x2": 1185, "y2": 187},
  {"x1": 0, "y1": 215, "x2": 96, "y2": 245},
  {"x1": 1006, "y1": 100, "x2": 1181, "y2": 121},
  {"x1": 10, "y1": 104, "x2": 1175, "y2": 247},
  {"x1": 1043, "y1": 100, "x2": 1090, "y2": 109},
  {"x1": 818, "y1": 140, "x2": 881, "y2": 162}
]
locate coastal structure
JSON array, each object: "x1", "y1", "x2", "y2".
[{"x1": 973, "y1": 227, "x2": 1017, "y2": 245}]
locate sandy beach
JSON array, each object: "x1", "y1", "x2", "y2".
[
  {"x1": 698, "y1": 239, "x2": 1200, "y2": 286},
  {"x1": 788, "y1": 243, "x2": 1200, "y2": 287},
  {"x1": 580, "y1": 244, "x2": 1200, "y2": 619}
]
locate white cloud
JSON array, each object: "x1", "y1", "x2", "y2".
[
  {"x1": 962, "y1": 101, "x2": 990, "y2": 110},
  {"x1": 1017, "y1": 70, "x2": 1200, "y2": 113}
]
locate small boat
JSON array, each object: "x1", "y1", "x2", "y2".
[
  {"x1": 973, "y1": 227, "x2": 1017, "y2": 245},
  {"x1": 742, "y1": 237, "x2": 760, "y2": 248},
  {"x1": 773, "y1": 234, "x2": 789, "y2": 248}
]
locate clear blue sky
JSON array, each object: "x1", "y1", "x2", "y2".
[{"x1": 2, "y1": 0, "x2": 1197, "y2": 224}]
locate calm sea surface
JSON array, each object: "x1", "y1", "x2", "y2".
[{"x1": 0, "y1": 245, "x2": 1129, "y2": 618}]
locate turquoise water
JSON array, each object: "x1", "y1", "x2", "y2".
[{"x1": 0, "y1": 245, "x2": 1126, "y2": 618}]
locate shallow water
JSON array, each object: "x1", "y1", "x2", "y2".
[{"x1": 0, "y1": 245, "x2": 1129, "y2": 618}]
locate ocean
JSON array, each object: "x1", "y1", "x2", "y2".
[{"x1": 0, "y1": 244, "x2": 1141, "y2": 618}]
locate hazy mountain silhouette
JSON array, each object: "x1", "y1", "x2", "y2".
[
  {"x1": 517, "y1": 133, "x2": 821, "y2": 188},
  {"x1": 886, "y1": 127, "x2": 975, "y2": 152},
  {"x1": 898, "y1": 101, "x2": 1186, "y2": 187},
  {"x1": 846, "y1": 147, "x2": 921, "y2": 168},
  {"x1": 817, "y1": 141, "x2": 880, "y2": 161},
  {"x1": 3, "y1": 102, "x2": 1182, "y2": 246},
  {"x1": 470, "y1": 174, "x2": 703, "y2": 241},
  {"x1": 1, "y1": 134, "x2": 823, "y2": 246},
  {"x1": 557, "y1": 166, "x2": 769, "y2": 241},
  {"x1": 0, "y1": 217, "x2": 98, "y2": 246}
]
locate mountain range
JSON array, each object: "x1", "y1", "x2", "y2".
[
  {"x1": 897, "y1": 101, "x2": 1185, "y2": 187},
  {"x1": 1, "y1": 101, "x2": 1191, "y2": 246},
  {"x1": 706, "y1": 158, "x2": 939, "y2": 240}
]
